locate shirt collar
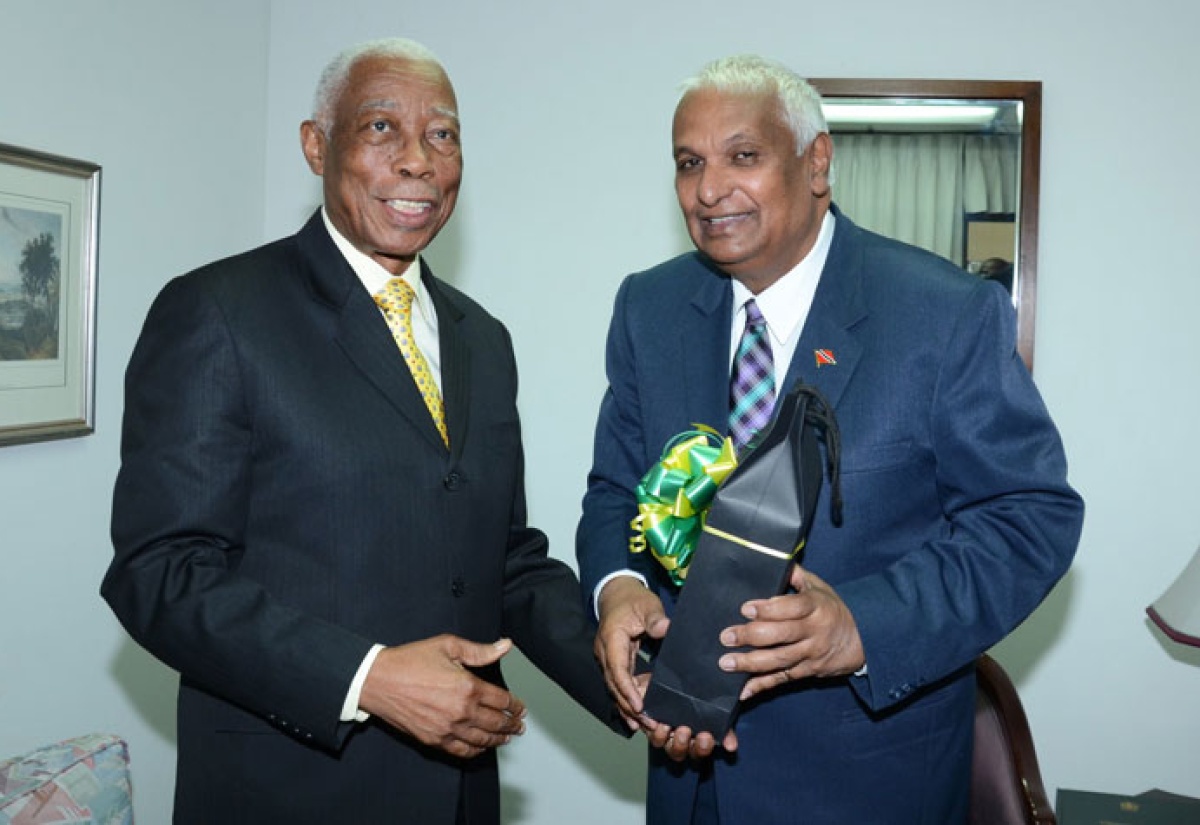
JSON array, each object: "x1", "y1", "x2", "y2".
[
  {"x1": 320, "y1": 207, "x2": 436, "y2": 326},
  {"x1": 730, "y1": 210, "x2": 836, "y2": 346}
]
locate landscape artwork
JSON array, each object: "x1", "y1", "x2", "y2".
[
  {"x1": 0, "y1": 141, "x2": 99, "y2": 446},
  {"x1": 0, "y1": 205, "x2": 64, "y2": 362}
]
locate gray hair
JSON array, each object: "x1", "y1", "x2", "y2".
[
  {"x1": 679, "y1": 55, "x2": 828, "y2": 156},
  {"x1": 311, "y1": 38, "x2": 444, "y2": 133}
]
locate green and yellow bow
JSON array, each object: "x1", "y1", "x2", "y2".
[{"x1": 629, "y1": 425, "x2": 737, "y2": 585}]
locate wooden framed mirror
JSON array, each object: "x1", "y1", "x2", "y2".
[{"x1": 810, "y1": 79, "x2": 1042, "y2": 370}]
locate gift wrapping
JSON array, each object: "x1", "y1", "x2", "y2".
[{"x1": 640, "y1": 382, "x2": 841, "y2": 737}]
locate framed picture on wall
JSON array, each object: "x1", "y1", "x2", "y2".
[{"x1": 0, "y1": 142, "x2": 100, "y2": 446}]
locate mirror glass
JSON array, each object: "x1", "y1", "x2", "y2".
[{"x1": 810, "y1": 79, "x2": 1041, "y2": 369}]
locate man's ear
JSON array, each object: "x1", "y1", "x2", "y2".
[
  {"x1": 807, "y1": 132, "x2": 833, "y2": 197},
  {"x1": 300, "y1": 120, "x2": 326, "y2": 175}
]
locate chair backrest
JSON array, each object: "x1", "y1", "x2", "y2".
[{"x1": 969, "y1": 654, "x2": 1057, "y2": 825}]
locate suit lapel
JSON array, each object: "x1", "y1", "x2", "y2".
[
  {"x1": 785, "y1": 209, "x2": 867, "y2": 409},
  {"x1": 422, "y1": 262, "x2": 470, "y2": 463},
  {"x1": 683, "y1": 256, "x2": 734, "y2": 433},
  {"x1": 296, "y1": 211, "x2": 451, "y2": 454},
  {"x1": 682, "y1": 215, "x2": 869, "y2": 436}
]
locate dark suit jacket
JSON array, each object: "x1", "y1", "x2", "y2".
[
  {"x1": 576, "y1": 208, "x2": 1084, "y2": 825},
  {"x1": 103, "y1": 211, "x2": 620, "y2": 825}
]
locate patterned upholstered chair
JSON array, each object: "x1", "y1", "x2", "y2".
[{"x1": 0, "y1": 734, "x2": 133, "y2": 824}]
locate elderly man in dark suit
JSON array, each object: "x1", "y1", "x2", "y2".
[
  {"x1": 102, "y1": 37, "x2": 619, "y2": 825},
  {"x1": 577, "y1": 55, "x2": 1084, "y2": 824}
]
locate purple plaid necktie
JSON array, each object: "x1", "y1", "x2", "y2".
[{"x1": 729, "y1": 298, "x2": 776, "y2": 452}]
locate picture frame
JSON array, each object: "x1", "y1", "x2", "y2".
[{"x1": 0, "y1": 142, "x2": 100, "y2": 446}]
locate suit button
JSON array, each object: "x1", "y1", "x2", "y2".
[
  {"x1": 451, "y1": 577, "x2": 466, "y2": 597},
  {"x1": 443, "y1": 472, "x2": 461, "y2": 491}
]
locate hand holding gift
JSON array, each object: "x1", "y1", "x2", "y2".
[
  {"x1": 639, "y1": 561, "x2": 865, "y2": 763},
  {"x1": 628, "y1": 382, "x2": 845, "y2": 747},
  {"x1": 593, "y1": 576, "x2": 670, "y2": 731},
  {"x1": 718, "y1": 563, "x2": 865, "y2": 701}
]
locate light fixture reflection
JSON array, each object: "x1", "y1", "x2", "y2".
[{"x1": 823, "y1": 102, "x2": 1000, "y2": 128}]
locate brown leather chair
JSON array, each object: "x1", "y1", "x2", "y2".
[{"x1": 969, "y1": 654, "x2": 1057, "y2": 825}]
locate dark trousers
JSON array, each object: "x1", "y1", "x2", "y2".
[{"x1": 691, "y1": 762, "x2": 719, "y2": 825}]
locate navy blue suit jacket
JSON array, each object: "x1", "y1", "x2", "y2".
[
  {"x1": 104, "y1": 211, "x2": 620, "y2": 825},
  {"x1": 577, "y1": 208, "x2": 1083, "y2": 825}
]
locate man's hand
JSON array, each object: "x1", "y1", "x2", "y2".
[
  {"x1": 359, "y1": 635, "x2": 525, "y2": 759},
  {"x1": 644, "y1": 722, "x2": 739, "y2": 763},
  {"x1": 595, "y1": 577, "x2": 737, "y2": 760},
  {"x1": 595, "y1": 576, "x2": 669, "y2": 728},
  {"x1": 718, "y1": 564, "x2": 865, "y2": 701}
]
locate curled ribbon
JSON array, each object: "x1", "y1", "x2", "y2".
[{"x1": 629, "y1": 425, "x2": 737, "y2": 585}]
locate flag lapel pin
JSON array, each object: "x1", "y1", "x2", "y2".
[{"x1": 814, "y1": 349, "x2": 837, "y2": 368}]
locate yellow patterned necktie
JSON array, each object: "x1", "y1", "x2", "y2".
[{"x1": 374, "y1": 278, "x2": 449, "y2": 447}]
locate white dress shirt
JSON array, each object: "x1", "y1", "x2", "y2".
[{"x1": 321, "y1": 207, "x2": 444, "y2": 722}]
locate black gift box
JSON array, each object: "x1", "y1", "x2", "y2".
[{"x1": 641, "y1": 383, "x2": 841, "y2": 737}]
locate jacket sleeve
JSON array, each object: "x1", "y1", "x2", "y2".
[
  {"x1": 575, "y1": 275, "x2": 662, "y2": 608},
  {"x1": 840, "y1": 282, "x2": 1084, "y2": 711},
  {"x1": 491, "y1": 325, "x2": 629, "y2": 736},
  {"x1": 101, "y1": 275, "x2": 371, "y2": 751}
]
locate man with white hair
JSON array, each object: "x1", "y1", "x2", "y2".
[
  {"x1": 104, "y1": 37, "x2": 620, "y2": 824},
  {"x1": 577, "y1": 54, "x2": 1083, "y2": 824}
]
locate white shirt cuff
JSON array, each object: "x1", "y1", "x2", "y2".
[{"x1": 340, "y1": 643, "x2": 385, "y2": 722}]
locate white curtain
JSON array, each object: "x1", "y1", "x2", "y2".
[
  {"x1": 831, "y1": 132, "x2": 1019, "y2": 266},
  {"x1": 963, "y1": 133, "x2": 1019, "y2": 214}
]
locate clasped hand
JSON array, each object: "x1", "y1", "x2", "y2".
[
  {"x1": 360, "y1": 634, "x2": 526, "y2": 759},
  {"x1": 594, "y1": 565, "x2": 864, "y2": 762}
]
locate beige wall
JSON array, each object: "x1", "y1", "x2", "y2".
[{"x1": 3, "y1": 1, "x2": 1199, "y2": 821}]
